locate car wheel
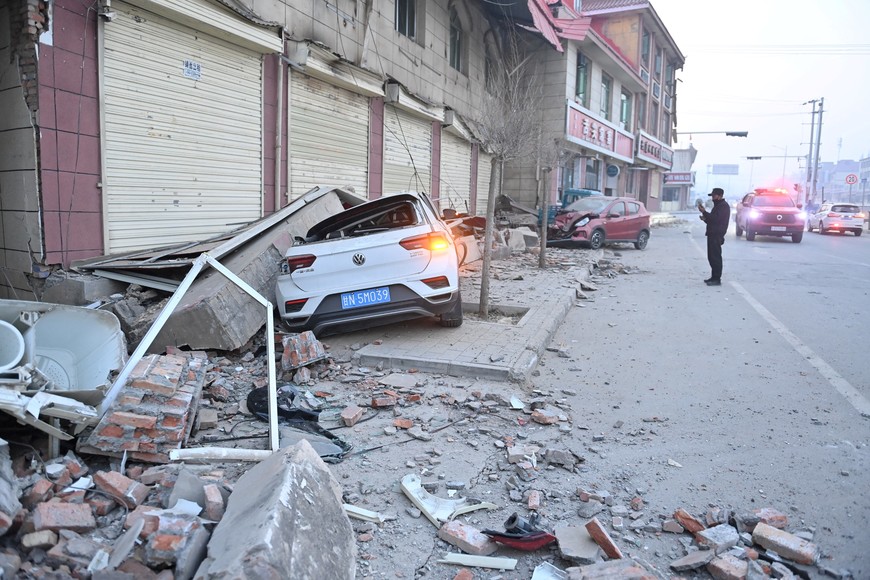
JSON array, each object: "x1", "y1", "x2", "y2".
[
  {"x1": 855, "y1": 229, "x2": 863, "y2": 237},
  {"x1": 745, "y1": 229, "x2": 756, "y2": 241},
  {"x1": 818, "y1": 222, "x2": 826, "y2": 234},
  {"x1": 634, "y1": 230, "x2": 649, "y2": 250},
  {"x1": 735, "y1": 223, "x2": 743, "y2": 237},
  {"x1": 806, "y1": 220, "x2": 813, "y2": 232},
  {"x1": 589, "y1": 229, "x2": 605, "y2": 250},
  {"x1": 439, "y1": 293, "x2": 463, "y2": 328},
  {"x1": 792, "y1": 231, "x2": 803, "y2": 243}
]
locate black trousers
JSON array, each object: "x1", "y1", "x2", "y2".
[{"x1": 707, "y1": 235, "x2": 723, "y2": 280}]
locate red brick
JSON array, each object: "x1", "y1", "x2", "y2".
[
  {"x1": 87, "y1": 496, "x2": 116, "y2": 516},
  {"x1": 528, "y1": 490, "x2": 542, "y2": 510},
  {"x1": 203, "y1": 484, "x2": 225, "y2": 521},
  {"x1": 55, "y1": 490, "x2": 85, "y2": 503},
  {"x1": 531, "y1": 408, "x2": 560, "y2": 424},
  {"x1": 119, "y1": 393, "x2": 144, "y2": 406},
  {"x1": 126, "y1": 505, "x2": 161, "y2": 538},
  {"x1": 585, "y1": 516, "x2": 623, "y2": 559},
  {"x1": 109, "y1": 411, "x2": 157, "y2": 429},
  {"x1": 130, "y1": 451, "x2": 169, "y2": 464},
  {"x1": 94, "y1": 471, "x2": 150, "y2": 508},
  {"x1": 63, "y1": 455, "x2": 88, "y2": 479},
  {"x1": 23, "y1": 478, "x2": 54, "y2": 507},
  {"x1": 630, "y1": 496, "x2": 644, "y2": 511},
  {"x1": 341, "y1": 405, "x2": 364, "y2": 426},
  {"x1": 707, "y1": 554, "x2": 748, "y2": 580},
  {"x1": 404, "y1": 394, "x2": 422, "y2": 403},
  {"x1": 149, "y1": 533, "x2": 184, "y2": 552},
  {"x1": 752, "y1": 522, "x2": 818, "y2": 565},
  {"x1": 753, "y1": 507, "x2": 788, "y2": 529},
  {"x1": 371, "y1": 396, "x2": 396, "y2": 408},
  {"x1": 393, "y1": 418, "x2": 413, "y2": 429},
  {"x1": 453, "y1": 570, "x2": 473, "y2": 580},
  {"x1": 0, "y1": 510, "x2": 13, "y2": 535},
  {"x1": 161, "y1": 415, "x2": 184, "y2": 429},
  {"x1": 32, "y1": 502, "x2": 96, "y2": 532},
  {"x1": 674, "y1": 508, "x2": 706, "y2": 533},
  {"x1": 437, "y1": 521, "x2": 498, "y2": 555}
]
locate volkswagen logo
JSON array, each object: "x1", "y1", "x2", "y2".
[{"x1": 352, "y1": 253, "x2": 366, "y2": 266}]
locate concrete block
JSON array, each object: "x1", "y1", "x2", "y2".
[
  {"x1": 194, "y1": 440, "x2": 356, "y2": 579},
  {"x1": 752, "y1": 522, "x2": 818, "y2": 565},
  {"x1": 554, "y1": 522, "x2": 600, "y2": 565},
  {"x1": 585, "y1": 516, "x2": 623, "y2": 559},
  {"x1": 437, "y1": 521, "x2": 498, "y2": 556},
  {"x1": 32, "y1": 502, "x2": 96, "y2": 533},
  {"x1": 196, "y1": 408, "x2": 219, "y2": 430},
  {"x1": 697, "y1": 524, "x2": 740, "y2": 555},
  {"x1": 670, "y1": 549, "x2": 715, "y2": 572},
  {"x1": 21, "y1": 530, "x2": 58, "y2": 549},
  {"x1": 565, "y1": 558, "x2": 653, "y2": 579},
  {"x1": 203, "y1": 484, "x2": 225, "y2": 521},
  {"x1": 707, "y1": 554, "x2": 748, "y2": 580}
]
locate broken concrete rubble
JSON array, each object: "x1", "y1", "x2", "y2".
[{"x1": 194, "y1": 440, "x2": 356, "y2": 579}]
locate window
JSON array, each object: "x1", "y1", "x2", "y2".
[
  {"x1": 600, "y1": 73, "x2": 612, "y2": 119},
  {"x1": 396, "y1": 0, "x2": 416, "y2": 39},
  {"x1": 584, "y1": 158, "x2": 600, "y2": 190},
  {"x1": 641, "y1": 30, "x2": 650, "y2": 67},
  {"x1": 449, "y1": 6, "x2": 462, "y2": 72},
  {"x1": 627, "y1": 202, "x2": 641, "y2": 215},
  {"x1": 575, "y1": 52, "x2": 589, "y2": 107},
  {"x1": 626, "y1": 168, "x2": 636, "y2": 194},
  {"x1": 662, "y1": 187, "x2": 680, "y2": 202},
  {"x1": 665, "y1": 61, "x2": 675, "y2": 91},
  {"x1": 620, "y1": 90, "x2": 632, "y2": 130},
  {"x1": 651, "y1": 102, "x2": 659, "y2": 138},
  {"x1": 662, "y1": 112, "x2": 671, "y2": 142},
  {"x1": 654, "y1": 48, "x2": 662, "y2": 80},
  {"x1": 637, "y1": 93, "x2": 646, "y2": 131},
  {"x1": 561, "y1": 157, "x2": 576, "y2": 192},
  {"x1": 609, "y1": 201, "x2": 626, "y2": 216}
]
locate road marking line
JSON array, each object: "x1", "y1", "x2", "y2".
[{"x1": 730, "y1": 281, "x2": 870, "y2": 417}]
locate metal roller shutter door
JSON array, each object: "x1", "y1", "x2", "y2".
[
  {"x1": 288, "y1": 73, "x2": 370, "y2": 199},
  {"x1": 477, "y1": 152, "x2": 493, "y2": 217},
  {"x1": 383, "y1": 106, "x2": 432, "y2": 195},
  {"x1": 102, "y1": 2, "x2": 263, "y2": 253},
  {"x1": 440, "y1": 132, "x2": 471, "y2": 214}
]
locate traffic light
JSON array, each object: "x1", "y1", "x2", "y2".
[{"x1": 726, "y1": 131, "x2": 749, "y2": 137}]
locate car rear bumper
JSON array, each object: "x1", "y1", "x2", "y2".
[{"x1": 280, "y1": 285, "x2": 460, "y2": 336}]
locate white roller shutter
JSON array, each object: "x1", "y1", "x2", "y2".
[
  {"x1": 102, "y1": 2, "x2": 264, "y2": 253},
  {"x1": 383, "y1": 106, "x2": 431, "y2": 195},
  {"x1": 440, "y1": 132, "x2": 471, "y2": 215},
  {"x1": 477, "y1": 152, "x2": 493, "y2": 217},
  {"x1": 288, "y1": 72, "x2": 370, "y2": 199}
]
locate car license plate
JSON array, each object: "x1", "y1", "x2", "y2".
[
  {"x1": 770, "y1": 226, "x2": 786, "y2": 232},
  {"x1": 340, "y1": 287, "x2": 391, "y2": 309}
]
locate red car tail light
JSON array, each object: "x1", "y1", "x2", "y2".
[
  {"x1": 284, "y1": 298, "x2": 308, "y2": 313},
  {"x1": 400, "y1": 232, "x2": 450, "y2": 252},
  {"x1": 422, "y1": 276, "x2": 450, "y2": 289},
  {"x1": 827, "y1": 212, "x2": 842, "y2": 218},
  {"x1": 287, "y1": 254, "x2": 316, "y2": 273}
]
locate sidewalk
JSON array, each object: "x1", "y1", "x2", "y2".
[{"x1": 356, "y1": 249, "x2": 602, "y2": 382}]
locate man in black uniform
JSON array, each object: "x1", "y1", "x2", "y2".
[{"x1": 697, "y1": 187, "x2": 730, "y2": 286}]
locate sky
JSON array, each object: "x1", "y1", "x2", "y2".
[{"x1": 651, "y1": 0, "x2": 870, "y2": 200}]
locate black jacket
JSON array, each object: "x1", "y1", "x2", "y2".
[{"x1": 704, "y1": 198, "x2": 731, "y2": 238}]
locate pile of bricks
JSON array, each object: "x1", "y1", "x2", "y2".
[{"x1": 80, "y1": 351, "x2": 207, "y2": 463}]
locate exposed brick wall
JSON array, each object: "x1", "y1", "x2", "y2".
[{"x1": 38, "y1": 0, "x2": 103, "y2": 267}]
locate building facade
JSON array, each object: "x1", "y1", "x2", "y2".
[{"x1": 0, "y1": 0, "x2": 685, "y2": 301}]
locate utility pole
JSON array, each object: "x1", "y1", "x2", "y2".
[
  {"x1": 811, "y1": 97, "x2": 824, "y2": 203},
  {"x1": 804, "y1": 99, "x2": 818, "y2": 204}
]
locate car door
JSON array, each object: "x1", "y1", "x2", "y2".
[
  {"x1": 603, "y1": 201, "x2": 627, "y2": 239},
  {"x1": 624, "y1": 202, "x2": 647, "y2": 240},
  {"x1": 738, "y1": 194, "x2": 753, "y2": 228},
  {"x1": 815, "y1": 204, "x2": 831, "y2": 228}
]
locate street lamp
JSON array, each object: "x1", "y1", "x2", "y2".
[{"x1": 675, "y1": 130, "x2": 749, "y2": 140}]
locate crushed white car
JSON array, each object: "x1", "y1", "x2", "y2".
[{"x1": 276, "y1": 192, "x2": 462, "y2": 335}]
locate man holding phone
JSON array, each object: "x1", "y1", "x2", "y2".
[{"x1": 698, "y1": 187, "x2": 730, "y2": 286}]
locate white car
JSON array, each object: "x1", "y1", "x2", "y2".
[
  {"x1": 276, "y1": 191, "x2": 462, "y2": 335},
  {"x1": 806, "y1": 203, "x2": 865, "y2": 236}
]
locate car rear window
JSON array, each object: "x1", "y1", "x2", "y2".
[
  {"x1": 753, "y1": 195, "x2": 795, "y2": 207},
  {"x1": 831, "y1": 205, "x2": 859, "y2": 213}
]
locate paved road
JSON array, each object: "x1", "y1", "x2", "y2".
[{"x1": 536, "y1": 214, "x2": 870, "y2": 577}]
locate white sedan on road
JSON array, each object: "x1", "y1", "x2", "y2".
[
  {"x1": 276, "y1": 191, "x2": 463, "y2": 336},
  {"x1": 806, "y1": 203, "x2": 865, "y2": 236}
]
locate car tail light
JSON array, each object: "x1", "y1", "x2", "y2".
[
  {"x1": 422, "y1": 276, "x2": 450, "y2": 289},
  {"x1": 748, "y1": 209, "x2": 761, "y2": 219},
  {"x1": 827, "y1": 212, "x2": 842, "y2": 218},
  {"x1": 286, "y1": 254, "x2": 316, "y2": 273},
  {"x1": 400, "y1": 232, "x2": 450, "y2": 252},
  {"x1": 856, "y1": 212, "x2": 866, "y2": 219},
  {"x1": 284, "y1": 298, "x2": 307, "y2": 313}
]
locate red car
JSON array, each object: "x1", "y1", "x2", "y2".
[{"x1": 547, "y1": 196, "x2": 651, "y2": 250}]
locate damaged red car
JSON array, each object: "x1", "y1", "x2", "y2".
[{"x1": 547, "y1": 196, "x2": 650, "y2": 250}]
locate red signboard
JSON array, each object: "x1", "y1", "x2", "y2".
[
  {"x1": 566, "y1": 104, "x2": 634, "y2": 162},
  {"x1": 664, "y1": 172, "x2": 692, "y2": 184},
  {"x1": 636, "y1": 131, "x2": 673, "y2": 169}
]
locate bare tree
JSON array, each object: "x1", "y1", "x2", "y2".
[{"x1": 472, "y1": 32, "x2": 547, "y2": 318}]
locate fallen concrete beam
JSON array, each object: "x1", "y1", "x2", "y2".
[{"x1": 194, "y1": 440, "x2": 356, "y2": 579}]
